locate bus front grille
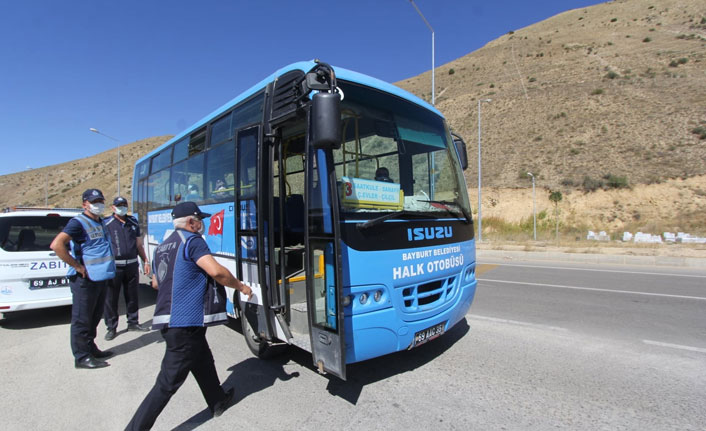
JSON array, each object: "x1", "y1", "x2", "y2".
[{"x1": 399, "y1": 276, "x2": 457, "y2": 312}]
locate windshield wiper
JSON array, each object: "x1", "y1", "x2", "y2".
[
  {"x1": 418, "y1": 199, "x2": 472, "y2": 224},
  {"x1": 356, "y1": 211, "x2": 431, "y2": 231}
]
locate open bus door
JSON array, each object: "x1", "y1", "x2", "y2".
[
  {"x1": 268, "y1": 62, "x2": 345, "y2": 378},
  {"x1": 304, "y1": 82, "x2": 345, "y2": 378},
  {"x1": 305, "y1": 144, "x2": 346, "y2": 379}
]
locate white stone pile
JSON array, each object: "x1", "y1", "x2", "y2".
[{"x1": 608, "y1": 231, "x2": 706, "y2": 244}]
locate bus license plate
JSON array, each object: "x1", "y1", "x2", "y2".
[
  {"x1": 413, "y1": 321, "x2": 446, "y2": 348},
  {"x1": 29, "y1": 277, "x2": 69, "y2": 289}
]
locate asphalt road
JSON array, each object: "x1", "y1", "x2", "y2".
[{"x1": 1, "y1": 258, "x2": 705, "y2": 430}]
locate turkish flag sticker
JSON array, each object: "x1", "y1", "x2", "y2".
[{"x1": 208, "y1": 210, "x2": 224, "y2": 236}]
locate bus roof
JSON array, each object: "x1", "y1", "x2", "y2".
[{"x1": 136, "y1": 61, "x2": 442, "y2": 166}]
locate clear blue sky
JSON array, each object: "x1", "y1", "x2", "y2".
[{"x1": 0, "y1": 0, "x2": 604, "y2": 176}]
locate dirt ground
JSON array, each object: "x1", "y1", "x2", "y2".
[{"x1": 468, "y1": 175, "x2": 706, "y2": 259}]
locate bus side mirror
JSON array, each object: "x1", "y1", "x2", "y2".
[
  {"x1": 452, "y1": 134, "x2": 468, "y2": 170},
  {"x1": 311, "y1": 92, "x2": 341, "y2": 150}
]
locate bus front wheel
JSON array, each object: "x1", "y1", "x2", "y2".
[{"x1": 241, "y1": 313, "x2": 286, "y2": 359}]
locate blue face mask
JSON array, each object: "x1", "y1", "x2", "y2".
[{"x1": 114, "y1": 206, "x2": 128, "y2": 216}]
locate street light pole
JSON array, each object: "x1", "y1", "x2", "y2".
[
  {"x1": 409, "y1": 0, "x2": 434, "y2": 105},
  {"x1": 477, "y1": 98, "x2": 491, "y2": 242},
  {"x1": 89, "y1": 128, "x2": 121, "y2": 196},
  {"x1": 527, "y1": 172, "x2": 536, "y2": 241}
]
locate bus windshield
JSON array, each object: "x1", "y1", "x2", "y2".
[{"x1": 333, "y1": 82, "x2": 471, "y2": 221}]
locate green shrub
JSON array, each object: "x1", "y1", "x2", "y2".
[
  {"x1": 643, "y1": 37, "x2": 652, "y2": 43},
  {"x1": 448, "y1": 68, "x2": 455, "y2": 75},
  {"x1": 528, "y1": 77, "x2": 537, "y2": 82},
  {"x1": 582, "y1": 176, "x2": 603, "y2": 192},
  {"x1": 678, "y1": 57, "x2": 688, "y2": 64},
  {"x1": 605, "y1": 71, "x2": 619, "y2": 79},
  {"x1": 691, "y1": 126, "x2": 706, "y2": 139},
  {"x1": 669, "y1": 60, "x2": 679, "y2": 67},
  {"x1": 603, "y1": 174, "x2": 629, "y2": 189},
  {"x1": 610, "y1": 18, "x2": 617, "y2": 22},
  {"x1": 591, "y1": 88, "x2": 604, "y2": 95}
]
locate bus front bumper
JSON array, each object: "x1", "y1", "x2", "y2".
[{"x1": 344, "y1": 278, "x2": 476, "y2": 364}]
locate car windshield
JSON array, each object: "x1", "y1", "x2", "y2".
[
  {"x1": 0, "y1": 215, "x2": 71, "y2": 252},
  {"x1": 332, "y1": 82, "x2": 471, "y2": 220}
]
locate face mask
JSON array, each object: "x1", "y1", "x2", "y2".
[
  {"x1": 88, "y1": 203, "x2": 105, "y2": 215},
  {"x1": 114, "y1": 206, "x2": 128, "y2": 216}
]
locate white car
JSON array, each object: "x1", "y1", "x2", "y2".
[{"x1": 0, "y1": 209, "x2": 82, "y2": 313}]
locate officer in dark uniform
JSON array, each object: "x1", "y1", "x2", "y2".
[
  {"x1": 127, "y1": 201, "x2": 253, "y2": 430},
  {"x1": 50, "y1": 188, "x2": 116, "y2": 369},
  {"x1": 103, "y1": 196, "x2": 151, "y2": 340}
]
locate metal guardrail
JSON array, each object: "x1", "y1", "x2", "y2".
[{"x1": 2, "y1": 207, "x2": 83, "y2": 213}]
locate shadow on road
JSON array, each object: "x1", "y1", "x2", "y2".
[
  {"x1": 171, "y1": 350, "x2": 301, "y2": 430},
  {"x1": 325, "y1": 318, "x2": 470, "y2": 404},
  {"x1": 0, "y1": 283, "x2": 157, "y2": 330},
  {"x1": 171, "y1": 315, "x2": 469, "y2": 430},
  {"x1": 0, "y1": 305, "x2": 72, "y2": 329},
  {"x1": 221, "y1": 316, "x2": 470, "y2": 405}
]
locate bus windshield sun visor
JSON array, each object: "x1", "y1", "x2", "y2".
[{"x1": 356, "y1": 211, "x2": 433, "y2": 231}]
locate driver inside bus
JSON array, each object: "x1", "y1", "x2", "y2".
[{"x1": 375, "y1": 167, "x2": 393, "y2": 183}]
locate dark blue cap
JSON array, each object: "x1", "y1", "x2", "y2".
[
  {"x1": 171, "y1": 201, "x2": 211, "y2": 219},
  {"x1": 82, "y1": 189, "x2": 105, "y2": 202},
  {"x1": 113, "y1": 196, "x2": 128, "y2": 206}
]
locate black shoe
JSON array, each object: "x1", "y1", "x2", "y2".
[
  {"x1": 105, "y1": 329, "x2": 117, "y2": 341},
  {"x1": 92, "y1": 349, "x2": 114, "y2": 359},
  {"x1": 213, "y1": 388, "x2": 234, "y2": 417},
  {"x1": 127, "y1": 323, "x2": 150, "y2": 332},
  {"x1": 75, "y1": 356, "x2": 110, "y2": 369}
]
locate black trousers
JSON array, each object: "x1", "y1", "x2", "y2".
[
  {"x1": 126, "y1": 327, "x2": 226, "y2": 430},
  {"x1": 70, "y1": 276, "x2": 108, "y2": 361},
  {"x1": 104, "y1": 262, "x2": 139, "y2": 330}
]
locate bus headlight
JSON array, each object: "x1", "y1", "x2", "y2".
[
  {"x1": 374, "y1": 290, "x2": 383, "y2": 302},
  {"x1": 342, "y1": 295, "x2": 352, "y2": 307},
  {"x1": 359, "y1": 293, "x2": 368, "y2": 304}
]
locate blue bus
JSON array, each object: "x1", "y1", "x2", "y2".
[{"x1": 133, "y1": 60, "x2": 477, "y2": 379}]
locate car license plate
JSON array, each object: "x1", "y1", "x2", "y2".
[
  {"x1": 29, "y1": 277, "x2": 69, "y2": 289},
  {"x1": 412, "y1": 321, "x2": 446, "y2": 348}
]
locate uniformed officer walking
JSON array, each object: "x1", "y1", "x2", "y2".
[
  {"x1": 103, "y1": 196, "x2": 151, "y2": 340},
  {"x1": 50, "y1": 189, "x2": 116, "y2": 369},
  {"x1": 127, "y1": 201, "x2": 253, "y2": 430}
]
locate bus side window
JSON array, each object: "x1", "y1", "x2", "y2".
[{"x1": 237, "y1": 129, "x2": 258, "y2": 199}]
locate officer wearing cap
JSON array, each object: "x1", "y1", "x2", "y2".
[
  {"x1": 50, "y1": 188, "x2": 116, "y2": 369},
  {"x1": 103, "y1": 196, "x2": 151, "y2": 341},
  {"x1": 127, "y1": 201, "x2": 253, "y2": 430}
]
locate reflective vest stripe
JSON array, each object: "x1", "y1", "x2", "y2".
[
  {"x1": 84, "y1": 255, "x2": 114, "y2": 265},
  {"x1": 204, "y1": 312, "x2": 227, "y2": 324},
  {"x1": 153, "y1": 314, "x2": 170, "y2": 325}
]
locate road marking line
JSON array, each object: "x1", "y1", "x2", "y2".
[
  {"x1": 478, "y1": 278, "x2": 706, "y2": 301},
  {"x1": 643, "y1": 340, "x2": 706, "y2": 354},
  {"x1": 479, "y1": 262, "x2": 706, "y2": 278},
  {"x1": 467, "y1": 314, "x2": 568, "y2": 332}
]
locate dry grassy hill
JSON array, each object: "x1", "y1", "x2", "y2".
[
  {"x1": 396, "y1": 0, "x2": 706, "y2": 190},
  {"x1": 0, "y1": 136, "x2": 171, "y2": 210},
  {"x1": 1, "y1": 0, "x2": 705, "y2": 239}
]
